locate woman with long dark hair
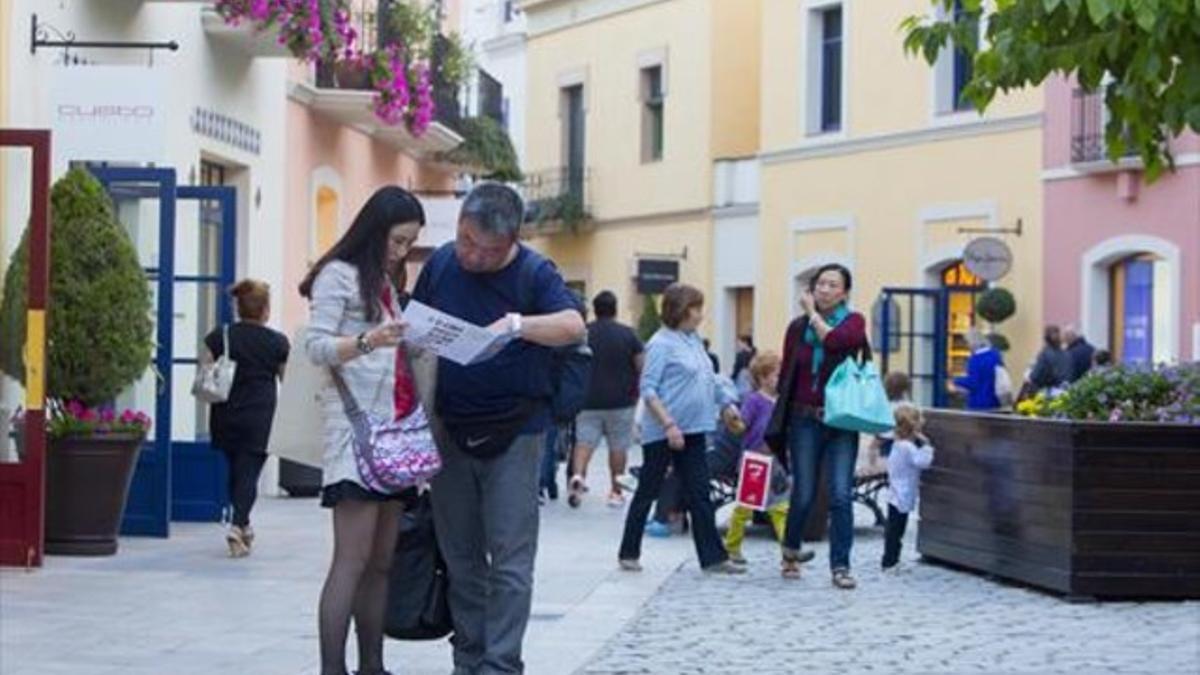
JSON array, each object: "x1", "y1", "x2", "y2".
[
  {"x1": 300, "y1": 186, "x2": 426, "y2": 675},
  {"x1": 771, "y1": 263, "x2": 868, "y2": 589}
]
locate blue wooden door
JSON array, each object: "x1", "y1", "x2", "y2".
[
  {"x1": 90, "y1": 167, "x2": 178, "y2": 538},
  {"x1": 171, "y1": 186, "x2": 237, "y2": 522},
  {"x1": 879, "y1": 287, "x2": 949, "y2": 408}
]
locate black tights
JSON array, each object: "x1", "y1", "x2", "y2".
[{"x1": 318, "y1": 499, "x2": 403, "y2": 675}]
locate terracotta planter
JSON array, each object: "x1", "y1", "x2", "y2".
[
  {"x1": 919, "y1": 410, "x2": 1200, "y2": 599},
  {"x1": 45, "y1": 433, "x2": 143, "y2": 556},
  {"x1": 333, "y1": 61, "x2": 372, "y2": 91}
]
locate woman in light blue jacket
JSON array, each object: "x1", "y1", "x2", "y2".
[
  {"x1": 299, "y1": 186, "x2": 426, "y2": 675},
  {"x1": 617, "y1": 283, "x2": 745, "y2": 575}
]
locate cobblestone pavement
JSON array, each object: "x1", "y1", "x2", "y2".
[{"x1": 581, "y1": 518, "x2": 1200, "y2": 675}]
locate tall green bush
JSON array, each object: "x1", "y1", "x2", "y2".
[
  {"x1": 637, "y1": 294, "x2": 661, "y2": 343},
  {"x1": 0, "y1": 168, "x2": 153, "y2": 406}
]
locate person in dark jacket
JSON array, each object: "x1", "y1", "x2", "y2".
[
  {"x1": 1028, "y1": 325, "x2": 1071, "y2": 392},
  {"x1": 202, "y1": 279, "x2": 289, "y2": 558},
  {"x1": 772, "y1": 264, "x2": 868, "y2": 590},
  {"x1": 953, "y1": 329, "x2": 1005, "y2": 410},
  {"x1": 1063, "y1": 326, "x2": 1096, "y2": 382}
]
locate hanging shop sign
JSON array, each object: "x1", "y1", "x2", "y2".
[
  {"x1": 635, "y1": 258, "x2": 680, "y2": 294},
  {"x1": 48, "y1": 66, "x2": 168, "y2": 172},
  {"x1": 963, "y1": 236, "x2": 1013, "y2": 282}
]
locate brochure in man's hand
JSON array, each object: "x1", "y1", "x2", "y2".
[{"x1": 402, "y1": 300, "x2": 515, "y2": 366}]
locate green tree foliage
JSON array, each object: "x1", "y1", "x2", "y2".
[
  {"x1": 637, "y1": 294, "x2": 662, "y2": 343},
  {"x1": 903, "y1": 0, "x2": 1200, "y2": 181},
  {"x1": 0, "y1": 169, "x2": 153, "y2": 406}
]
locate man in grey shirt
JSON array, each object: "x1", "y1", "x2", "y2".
[{"x1": 411, "y1": 184, "x2": 585, "y2": 675}]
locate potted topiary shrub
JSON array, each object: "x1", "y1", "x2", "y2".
[
  {"x1": 0, "y1": 168, "x2": 154, "y2": 556},
  {"x1": 974, "y1": 286, "x2": 1015, "y2": 352}
]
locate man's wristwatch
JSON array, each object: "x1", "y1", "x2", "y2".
[
  {"x1": 355, "y1": 332, "x2": 375, "y2": 354},
  {"x1": 505, "y1": 312, "x2": 523, "y2": 338}
]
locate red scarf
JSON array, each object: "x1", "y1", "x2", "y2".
[{"x1": 381, "y1": 286, "x2": 417, "y2": 420}]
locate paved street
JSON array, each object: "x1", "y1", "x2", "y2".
[
  {"x1": 582, "y1": 519, "x2": 1200, "y2": 675},
  {"x1": 0, "y1": 461, "x2": 694, "y2": 675},
  {"x1": 3, "y1": 453, "x2": 1199, "y2": 675}
]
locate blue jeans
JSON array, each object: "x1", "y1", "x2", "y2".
[
  {"x1": 540, "y1": 425, "x2": 559, "y2": 492},
  {"x1": 782, "y1": 414, "x2": 859, "y2": 570}
]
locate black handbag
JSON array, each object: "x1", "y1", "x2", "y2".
[
  {"x1": 764, "y1": 317, "x2": 808, "y2": 468},
  {"x1": 385, "y1": 491, "x2": 453, "y2": 641}
]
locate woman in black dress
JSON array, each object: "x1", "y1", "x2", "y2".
[{"x1": 202, "y1": 279, "x2": 290, "y2": 557}]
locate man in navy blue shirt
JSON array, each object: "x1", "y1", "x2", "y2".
[{"x1": 411, "y1": 183, "x2": 584, "y2": 675}]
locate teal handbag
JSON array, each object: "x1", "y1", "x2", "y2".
[{"x1": 823, "y1": 345, "x2": 895, "y2": 434}]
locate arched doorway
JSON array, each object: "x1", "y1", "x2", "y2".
[
  {"x1": 1081, "y1": 235, "x2": 1180, "y2": 365},
  {"x1": 941, "y1": 260, "x2": 986, "y2": 379},
  {"x1": 1109, "y1": 254, "x2": 1169, "y2": 365}
]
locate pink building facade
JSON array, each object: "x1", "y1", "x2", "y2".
[
  {"x1": 1042, "y1": 76, "x2": 1200, "y2": 364},
  {"x1": 279, "y1": 0, "x2": 465, "y2": 334}
]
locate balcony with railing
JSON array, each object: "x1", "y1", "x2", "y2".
[
  {"x1": 1071, "y1": 88, "x2": 1139, "y2": 168},
  {"x1": 289, "y1": 1, "x2": 463, "y2": 157},
  {"x1": 522, "y1": 167, "x2": 591, "y2": 233}
]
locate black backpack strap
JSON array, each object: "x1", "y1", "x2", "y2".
[
  {"x1": 516, "y1": 246, "x2": 542, "y2": 314},
  {"x1": 422, "y1": 243, "x2": 456, "y2": 295}
]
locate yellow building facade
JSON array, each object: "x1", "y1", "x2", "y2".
[
  {"x1": 756, "y1": 0, "x2": 1045, "y2": 402},
  {"x1": 521, "y1": 0, "x2": 761, "y2": 360}
]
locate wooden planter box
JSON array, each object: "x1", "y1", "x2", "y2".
[{"x1": 919, "y1": 411, "x2": 1200, "y2": 600}]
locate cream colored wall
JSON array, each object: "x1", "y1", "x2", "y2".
[
  {"x1": 0, "y1": 0, "x2": 9, "y2": 282},
  {"x1": 760, "y1": 0, "x2": 1042, "y2": 153},
  {"x1": 524, "y1": 0, "x2": 715, "y2": 221},
  {"x1": 711, "y1": 0, "x2": 761, "y2": 159},
  {"x1": 757, "y1": 127, "x2": 1045, "y2": 378},
  {"x1": 529, "y1": 215, "x2": 712, "y2": 329}
]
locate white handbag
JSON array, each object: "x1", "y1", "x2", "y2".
[
  {"x1": 994, "y1": 364, "x2": 1014, "y2": 406},
  {"x1": 192, "y1": 325, "x2": 237, "y2": 404}
]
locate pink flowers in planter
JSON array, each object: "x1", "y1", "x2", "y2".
[
  {"x1": 46, "y1": 400, "x2": 153, "y2": 439},
  {"x1": 217, "y1": 0, "x2": 444, "y2": 136},
  {"x1": 363, "y1": 45, "x2": 437, "y2": 136},
  {"x1": 216, "y1": 0, "x2": 352, "y2": 63}
]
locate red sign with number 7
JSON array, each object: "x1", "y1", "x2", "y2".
[{"x1": 736, "y1": 452, "x2": 773, "y2": 511}]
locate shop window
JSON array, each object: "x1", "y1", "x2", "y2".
[
  {"x1": 942, "y1": 261, "x2": 986, "y2": 378},
  {"x1": 1109, "y1": 254, "x2": 1165, "y2": 365}
]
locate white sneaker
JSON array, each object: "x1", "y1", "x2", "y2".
[{"x1": 606, "y1": 491, "x2": 626, "y2": 508}]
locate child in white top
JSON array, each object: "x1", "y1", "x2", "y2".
[{"x1": 881, "y1": 403, "x2": 934, "y2": 571}]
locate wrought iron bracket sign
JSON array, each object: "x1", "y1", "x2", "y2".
[{"x1": 30, "y1": 13, "x2": 179, "y2": 56}]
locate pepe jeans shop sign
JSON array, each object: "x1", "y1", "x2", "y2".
[
  {"x1": 963, "y1": 237, "x2": 1013, "y2": 282},
  {"x1": 49, "y1": 66, "x2": 168, "y2": 171}
]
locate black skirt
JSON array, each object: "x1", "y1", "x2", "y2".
[{"x1": 320, "y1": 480, "x2": 419, "y2": 510}]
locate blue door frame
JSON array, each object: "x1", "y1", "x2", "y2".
[
  {"x1": 90, "y1": 167, "x2": 177, "y2": 538},
  {"x1": 172, "y1": 186, "x2": 237, "y2": 522},
  {"x1": 879, "y1": 287, "x2": 949, "y2": 408},
  {"x1": 90, "y1": 168, "x2": 238, "y2": 535}
]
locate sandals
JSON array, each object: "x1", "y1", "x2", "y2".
[{"x1": 780, "y1": 557, "x2": 802, "y2": 579}]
